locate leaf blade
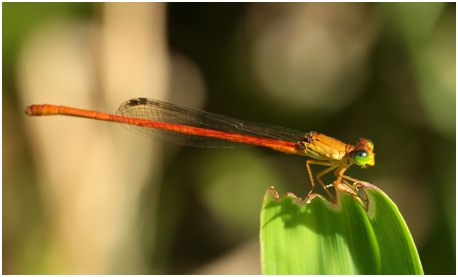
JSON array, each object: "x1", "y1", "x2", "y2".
[
  {"x1": 366, "y1": 188, "x2": 424, "y2": 274},
  {"x1": 260, "y1": 185, "x2": 423, "y2": 274}
]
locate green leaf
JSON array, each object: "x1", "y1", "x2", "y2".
[{"x1": 260, "y1": 185, "x2": 423, "y2": 275}]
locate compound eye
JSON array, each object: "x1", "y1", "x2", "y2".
[
  {"x1": 353, "y1": 150, "x2": 370, "y2": 166},
  {"x1": 356, "y1": 138, "x2": 374, "y2": 152},
  {"x1": 364, "y1": 138, "x2": 374, "y2": 151}
]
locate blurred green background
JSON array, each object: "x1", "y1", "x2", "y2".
[{"x1": 3, "y1": 3, "x2": 455, "y2": 274}]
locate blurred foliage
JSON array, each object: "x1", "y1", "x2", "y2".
[
  {"x1": 2, "y1": 3, "x2": 92, "y2": 94},
  {"x1": 4, "y1": 2, "x2": 455, "y2": 274}
]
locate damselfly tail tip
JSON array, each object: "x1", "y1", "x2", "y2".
[
  {"x1": 24, "y1": 106, "x2": 32, "y2": 115},
  {"x1": 24, "y1": 105, "x2": 39, "y2": 116}
]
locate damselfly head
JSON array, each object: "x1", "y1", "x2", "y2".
[{"x1": 353, "y1": 138, "x2": 375, "y2": 168}]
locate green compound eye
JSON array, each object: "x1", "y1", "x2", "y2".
[{"x1": 353, "y1": 150, "x2": 370, "y2": 166}]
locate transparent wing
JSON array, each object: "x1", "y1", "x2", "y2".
[{"x1": 116, "y1": 98, "x2": 307, "y2": 148}]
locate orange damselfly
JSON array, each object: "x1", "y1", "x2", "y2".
[{"x1": 25, "y1": 98, "x2": 375, "y2": 201}]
